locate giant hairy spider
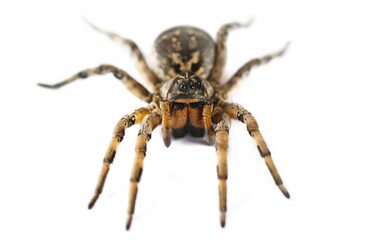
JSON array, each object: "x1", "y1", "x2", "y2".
[{"x1": 39, "y1": 19, "x2": 290, "y2": 230}]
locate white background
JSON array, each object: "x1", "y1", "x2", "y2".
[{"x1": 1, "y1": 0, "x2": 373, "y2": 239}]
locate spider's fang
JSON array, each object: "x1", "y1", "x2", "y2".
[{"x1": 163, "y1": 135, "x2": 171, "y2": 147}]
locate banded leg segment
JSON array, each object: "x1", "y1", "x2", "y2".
[
  {"x1": 212, "y1": 108, "x2": 231, "y2": 227},
  {"x1": 160, "y1": 100, "x2": 171, "y2": 147},
  {"x1": 84, "y1": 20, "x2": 160, "y2": 89},
  {"x1": 126, "y1": 112, "x2": 162, "y2": 230},
  {"x1": 222, "y1": 102, "x2": 290, "y2": 198},
  {"x1": 88, "y1": 107, "x2": 150, "y2": 209},
  {"x1": 203, "y1": 103, "x2": 215, "y2": 145},
  {"x1": 220, "y1": 42, "x2": 289, "y2": 99},
  {"x1": 209, "y1": 19, "x2": 253, "y2": 84},
  {"x1": 38, "y1": 64, "x2": 152, "y2": 102}
]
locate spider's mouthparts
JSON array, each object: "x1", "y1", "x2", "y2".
[{"x1": 170, "y1": 93, "x2": 206, "y2": 101}]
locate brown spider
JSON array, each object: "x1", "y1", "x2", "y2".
[{"x1": 39, "y1": 19, "x2": 290, "y2": 230}]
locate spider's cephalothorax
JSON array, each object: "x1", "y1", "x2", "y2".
[
  {"x1": 39, "y1": 19, "x2": 290, "y2": 230},
  {"x1": 160, "y1": 71, "x2": 214, "y2": 142}
]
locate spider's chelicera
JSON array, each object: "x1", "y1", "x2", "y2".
[{"x1": 39, "y1": 19, "x2": 290, "y2": 230}]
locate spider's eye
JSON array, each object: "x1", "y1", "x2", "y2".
[
  {"x1": 193, "y1": 82, "x2": 201, "y2": 90},
  {"x1": 178, "y1": 82, "x2": 200, "y2": 92},
  {"x1": 179, "y1": 84, "x2": 188, "y2": 91}
]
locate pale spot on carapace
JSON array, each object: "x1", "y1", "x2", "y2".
[{"x1": 170, "y1": 51, "x2": 200, "y2": 72}]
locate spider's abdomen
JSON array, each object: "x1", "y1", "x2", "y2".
[{"x1": 152, "y1": 26, "x2": 215, "y2": 81}]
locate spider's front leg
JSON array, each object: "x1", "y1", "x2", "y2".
[
  {"x1": 222, "y1": 102, "x2": 290, "y2": 198},
  {"x1": 38, "y1": 64, "x2": 152, "y2": 102},
  {"x1": 126, "y1": 111, "x2": 161, "y2": 230},
  {"x1": 212, "y1": 108, "x2": 232, "y2": 227},
  {"x1": 88, "y1": 107, "x2": 150, "y2": 209}
]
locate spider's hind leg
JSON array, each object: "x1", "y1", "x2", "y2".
[
  {"x1": 209, "y1": 19, "x2": 253, "y2": 84},
  {"x1": 222, "y1": 102, "x2": 290, "y2": 198},
  {"x1": 220, "y1": 42, "x2": 289, "y2": 99},
  {"x1": 83, "y1": 19, "x2": 161, "y2": 89}
]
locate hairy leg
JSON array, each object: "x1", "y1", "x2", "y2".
[
  {"x1": 219, "y1": 42, "x2": 289, "y2": 99},
  {"x1": 38, "y1": 64, "x2": 152, "y2": 102},
  {"x1": 84, "y1": 19, "x2": 160, "y2": 89},
  {"x1": 126, "y1": 112, "x2": 162, "y2": 230},
  {"x1": 209, "y1": 19, "x2": 253, "y2": 84},
  {"x1": 222, "y1": 102, "x2": 290, "y2": 198},
  {"x1": 88, "y1": 107, "x2": 150, "y2": 209},
  {"x1": 212, "y1": 108, "x2": 231, "y2": 227}
]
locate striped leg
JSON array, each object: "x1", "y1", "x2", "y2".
[
  {"x1": 84, "y1": 19, "x2": 160, "y2": 89},
  {"x1": 212, "y1": 108, "x2": 231, "y2": 227},
  {"x1": 209, "y1": 19, "x2": 253, "y2": 84},
  {"x1": 222, "y1": 103, "x2": 290, "y2": 198},
  {"x1": 220, "y1": 42, "x2": 289, "y2": 99},
  {"x1": 126, "y1": 112, "x2": 161, "y2": 230},
  {"x1": 160, "y1": 100, "x2": 171, "y2": 147},
  {"x1": 88, "y1": 107, "x2": 150, "y2": 209},
  {"x1": 203, "y1": 103, "x2": 215, "y2": 145},
  {"x1": 38, "y1": 64, "x2": 152, "y2": 102}
]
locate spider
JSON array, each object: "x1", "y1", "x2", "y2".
[{"x1": 39, "y1": 19, "x2": 290, "y2": 230}]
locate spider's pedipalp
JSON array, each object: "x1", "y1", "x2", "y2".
[
  {"x1": 126, "y1": 112, "x2": 161, "y2": 230},
  {"x1": 213, "y1": 108, "x2": 231, "y2": 227},
  {"x1": 38, "y1": 64, "x2": 152, "y2": 102},
  {"x1": 88, "y1": 107, "x2": 150, "y2": 209},
  {"x1": 222, "y1": 102, "x2": 290, "y2": 198},
  {"x1": 203, "y1": 103, "x2": 215, "y2": 145},
  {"x1": 160, "y1": 100, "x2": 172, "y2": 147},
  {"x1": 83, "y1": 19, "x2": 161, "y2": 89},
  {"x1": 220, "y1": 42, "x2": 290, "y2": 99},
  {"x1": 209, "y1": 19, "x2": 253, "y2": 84}
]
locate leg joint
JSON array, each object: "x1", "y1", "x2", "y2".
[
  {"x1": 95, "y1": 65, "x2": 106, "y2": 74},
  {"x1": 217, "y1": 166, "x2": 228, "y2": 180},
  {"x1": 257, "y1": 145, "x2": 271, "y2": 157},
  {"x1": 130, "y1": 167, "x2": 143, "y2": 183},
  {"x1": 78, "y1": 71, "x2": 88, "y2": 79},
  {"x1": 113, "y1": 69, "x2": 125, "y2": 79},
  {"x1": 104, "y1": 150, "x2": 116, "y2": 163}
]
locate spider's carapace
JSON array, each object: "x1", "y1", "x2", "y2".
[{"x1": 39, "y1": 19, "x2": 290, "y2": 230}]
